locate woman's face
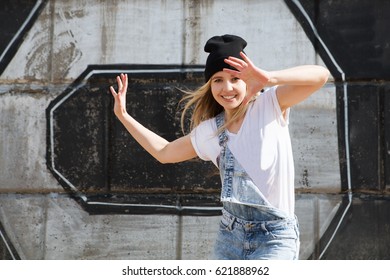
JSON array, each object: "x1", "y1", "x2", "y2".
[{"x1": 210, "y1": 71, "x2": 247, "y2": 112}]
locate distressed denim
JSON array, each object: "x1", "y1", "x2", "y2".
[
  {"x1": 213, "y1": 203, "x2": 300, "y2": 260},
  {"x1": 213, "y1": 112, "x2": 300, "y2": 260}
]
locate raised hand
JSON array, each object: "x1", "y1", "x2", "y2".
[
  {"x1": 110, "y1": 73, "x2": 128, "y2": 117},
  {"x1": 223, "y1": 52, "x2": 270, "y2": 105}
]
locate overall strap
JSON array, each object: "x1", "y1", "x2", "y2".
[
  {"x1": 215, "y1": 111, "x2": 234, "y2": 199},
  {"x1": 215, "y1": 112, "x2": 228, "y2": 147},
  {"x1": 215, "y1": 111, "x2": 229, "y2": 170}
]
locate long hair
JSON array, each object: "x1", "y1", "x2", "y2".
[{"x1": 180, "y1": 80, "x2": 251, "y2": 135}]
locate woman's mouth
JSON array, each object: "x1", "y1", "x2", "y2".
[{"x1": 221, "y1": 95, "x2": 236, "y2": 100}]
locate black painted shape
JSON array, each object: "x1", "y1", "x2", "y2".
[
  {"x1": 307, "y1": 193, "x2": 351, "y2": 259},
  {"x1": 47, "y1": 64, "x2": 222, "y2": 216},
  {"x1": 0, "y1": 220, "x2": 20, "y2": 260},
  {"x1": 385, "y1": 90, "x2": 390, "y2": 189},
  {"x1": 319, "y1": 195, "x2": 390, "y2": 260},
  {"x1": 348, "y1": 84, "x2": 390, "y2": 189},
  {"x1": 284, "y1": 0, "x2": 390, "y2": 190},
  {"x1": 0, "y1": 0, "x2": 48, "y2": 75},
  {"x1": 284, "y1": 0, "x2": 390, "y2": 80}
]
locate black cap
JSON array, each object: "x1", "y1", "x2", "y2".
[{"x1": 204, "y1": 34, "x2": 247, "y2": 82}]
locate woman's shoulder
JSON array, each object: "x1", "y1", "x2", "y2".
[
  {"x1": 257, "y1": 86, "x2": 277, "y2": 99},
  {"x1": 190, "y1": 116, "x2": 220, "y2": 164},
  {"x1": 251, "y1": 86, "x2": 278, "y2": 107}
]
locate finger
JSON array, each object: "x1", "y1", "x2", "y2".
[
  {"x1": 116, "y1": 75, "x2": 123, "y2": 91},
  {"x1": 224, "y1": 60, "x2": 243, "y2": 72},
  {"x1": 239, "y1": 51, "x2": 248, "y2": 61},
  {"x1": 109, "y1": 86, "x2": 117, "y2": 96},
  {"x1": 223, "y1": 67, "x2": 241, "y2": 76},
  {"x1": 225, "y1": 57, "x2": 248, "y2": 70},
  {"x1": 239, "y1": 52, "x2": 254, "y2": 67},
  {"x1": 225, "y1": 56, "x2": 244, "y2": 66},
  {"x1": 122, "y1": 73, "x2": 128, "y2": 90}
]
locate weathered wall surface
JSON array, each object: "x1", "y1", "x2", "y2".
[{"x1": 0, "y1": 0, "x2": 346, "y2": 260}]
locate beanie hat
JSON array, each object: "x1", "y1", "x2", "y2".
[{"x1": 204, "y1": 34, "x2": 247, "y2": 82}]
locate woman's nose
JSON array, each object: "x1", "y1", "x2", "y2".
[{"x1": 223, "y1": 81, "x2": 233, "y2": 91}]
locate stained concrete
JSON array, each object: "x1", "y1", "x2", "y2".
[{"x1": 0, "y1": 0, "x2": 340, "y2": 259}]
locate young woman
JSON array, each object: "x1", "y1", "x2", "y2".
[{"x1": 110, "y1": 34, "x2": 329, "y2": 259}]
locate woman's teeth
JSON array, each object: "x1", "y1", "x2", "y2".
[{"x1": 222, "y1": 95, "x2": 235, "y2": 100}]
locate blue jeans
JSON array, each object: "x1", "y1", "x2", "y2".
[{"x1": 213, "y1": 202, "x2": 300, "y2": 260}]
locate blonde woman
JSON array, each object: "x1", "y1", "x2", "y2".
[{"x1": 110, "y1": 34, "x2": 329, "y2": 259}]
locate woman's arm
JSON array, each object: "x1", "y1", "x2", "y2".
[
  {"x1": 223, "y1": 52, "x2": 330, "y2": 110},
  {"x1": 267, "y1": 65, "x2": 330, "y2": 112},
  {"x1": 110, "y1": 74, "x2": 197, "y2": 164}
]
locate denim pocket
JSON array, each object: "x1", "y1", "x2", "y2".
[
  {"x1": 266, "y1": 221, "x2": 298, "y2": 240},
  {"x1": 219, "y1": 216, "x2": 234, "y2": 232}
]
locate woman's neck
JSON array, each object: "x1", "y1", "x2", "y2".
[{"x1": 224, "y1": 109, "x2": 246, "y2": 134}]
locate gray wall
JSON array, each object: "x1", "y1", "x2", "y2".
[{"x1": 0, "y1": 0, "x2": 340, "y2": 259}]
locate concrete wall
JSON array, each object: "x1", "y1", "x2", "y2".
[{"x1": 0, "y1": 0, "x2": 340, "y2": 259}]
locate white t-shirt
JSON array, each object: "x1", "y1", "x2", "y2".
[{"x1": 190, "y1": 86, "x2": 295, "y2": 217}]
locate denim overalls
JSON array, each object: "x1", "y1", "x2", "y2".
[{"x1": 213, "y1": 112, "x2": 300, "y2": 260}]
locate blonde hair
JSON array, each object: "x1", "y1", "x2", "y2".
[{"x1": 180, "y1": 80, "x2": 250, "y2": 135}]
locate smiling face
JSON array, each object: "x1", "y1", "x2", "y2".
[{"x1": 210, "y1": 71, "x2": 247, "y2": 115}]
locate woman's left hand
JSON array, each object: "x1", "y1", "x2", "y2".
[{"x1": 223, "y1": 52, "x2": 270, "y2": 105}]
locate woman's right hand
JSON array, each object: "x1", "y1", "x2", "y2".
[
  {"x1": 223, "y1": 52, "x2": 270, "y2": 105},
  {"x1": 110, "y1": 73, "x2": 128, "y2": 117}
]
